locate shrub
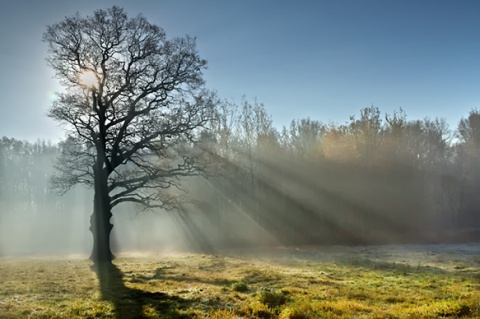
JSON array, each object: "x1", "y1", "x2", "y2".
[
  {"x1": 240, "y1": 301, "x2": 273, "y2": 319},
  {"x1": 258, "y1": 289, "x2": 289, "y2": 308},
  {"x1": 232, "y1": 281, "x2": 249, "y2": 292}
]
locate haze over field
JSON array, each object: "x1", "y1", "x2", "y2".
[
  {"x1": 0, "y1": 2, "x2": 479, "y2": 257},
  {"x1": 1, "y1": 104, "x2": 480, "y2": 256}
]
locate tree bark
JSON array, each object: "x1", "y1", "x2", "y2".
[{"x1": 89, "y1": 158, "x2": 113, "y2": 266}]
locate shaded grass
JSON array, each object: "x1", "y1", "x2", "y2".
[{"x1": 1, "y1": 245, "x2": 480, "y2": 318}]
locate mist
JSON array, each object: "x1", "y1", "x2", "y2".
[
  {"x1": 0, "y1": 138, "x2": 190, "y2": 256},
  {"x1": 1, "y1": 106, "x2": 480, "y2": 257},
  {"x1": 0, "y1": 137, "x2": 265, "y2": 256}
]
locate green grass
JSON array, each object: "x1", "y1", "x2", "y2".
[{"x1": 1, "y1": 245, "x2": 480, "y2": 318}]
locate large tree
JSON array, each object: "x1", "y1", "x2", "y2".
[{"x1": 43, "y1": 6, "x2": 215, "y2": 266}]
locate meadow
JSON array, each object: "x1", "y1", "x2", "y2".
[{"x1": 1, "y1": 244, "x2": 479, "y2": 318}]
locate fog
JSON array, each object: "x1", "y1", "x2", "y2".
[
  {"x1": 0, "y1": 138, "x2": 274, "y2": 256},
  {"x1": 0, "y1": 182, "x2": 192, "y2": 256},
  {"x1": 1, "y1": 106, "x2": 480, "y2": 257},
  {"x1": 0, "y1": 139, "x2": 190, "y2": 256}
]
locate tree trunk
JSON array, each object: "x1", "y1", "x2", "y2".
[{"x1": 89, "y1": 161, "x2": 113, "y2": 267}]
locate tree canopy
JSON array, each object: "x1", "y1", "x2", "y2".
[
  {"x1": 44, "y1": 6, "x2": 215, "y2": 209},
  {"x1": 43, "y1": 6, "x2": 216, "y2": 265}
]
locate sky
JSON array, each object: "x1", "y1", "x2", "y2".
[{"x1": 0, "y1": 0, "x2": 479, "y2": 143}]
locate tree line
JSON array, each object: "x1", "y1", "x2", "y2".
[
  {"x1": 0, "y1": 138, "x2": 91, "y2": 254},
  {"x1": 0, "y1": 138, "x2": 185, "y2": 255},
  {"x1": 1, "y1": 105, "x2": 479, "y2": 252},
  {"x1": 184, "y1": 103, "x2": 480, "y2": 248}
]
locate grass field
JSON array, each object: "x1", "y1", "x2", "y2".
[{"x1": 1, "y1": 244, "x2": 480, "y2": 318}]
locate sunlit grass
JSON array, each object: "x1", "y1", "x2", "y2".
[{"x1": 1, "y1": 245, "x2": 479, "y2": 318}]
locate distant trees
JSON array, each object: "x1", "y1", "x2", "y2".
[
  {"x1": 0, "y1": 139, "x2": 57, "y2": 215},
  {"x1": 456, "y1": 110, "x2": 480, "y2": 228},
  {"x1": 3, "y1": 104, "x2": 479, "y2": 251},
  {"x1": 457, "y1": 110, "x2": 480, "y2": 185},
  {"x1": 0, "y1": 139, "x2": 88, "y2": 255},
  {"x1": 184, "y1": 102, "x2": 480, "y2": 247},
  {"x1": 287, "y1": 118, "x2": 325, "y2": 158},
  {"x1": 43, "y1": 6, "x2": 215, "y2": 266}
]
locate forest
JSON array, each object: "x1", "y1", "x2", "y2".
[{"x1": 1, "y1": 104, "x2": 479, "y2": 255}]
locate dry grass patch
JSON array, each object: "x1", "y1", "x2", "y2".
[{"x1": 1, "y1": 244, "x2": 479, "y2": 318}]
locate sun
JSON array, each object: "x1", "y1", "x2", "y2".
[{"x1": 79, "y1": 70, "x2": 97, "y2": 88}]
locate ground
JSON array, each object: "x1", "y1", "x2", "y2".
[{"x1": 1, "y1": 244, "x2": 479, "y2": 318}]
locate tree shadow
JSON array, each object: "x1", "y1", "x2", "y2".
[{"x1": 94, "y1": 263, "x2": 194, "y2": 319}]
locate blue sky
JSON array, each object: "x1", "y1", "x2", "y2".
[{"x1": 0, "y1": 0, "x2": 479, "y2": 142}]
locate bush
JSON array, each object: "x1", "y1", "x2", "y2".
[
  {"x1": 258, "y1": 289, "x2": 289, "y2": 308},
  {"x1": 232, "y1": 281, "x2": 249, "y2": 292},
  {"x1": 240, "y1": 301, "x2": 273, "y2": 319}
]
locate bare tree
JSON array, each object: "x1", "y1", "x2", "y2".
[
  {"x1": 43, "y1": 6, "x2": 215, "y2": 266},
  {"x1": 288, "y1": 118, "x2": 325, "y2": 158},
  {"x1": 349, "y1": 106, "x2": 383, "y2": 166}
]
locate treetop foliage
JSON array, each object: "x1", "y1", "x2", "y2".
[{"x1": 43, "y1": 6, "x2": 216, "y2": 210}]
